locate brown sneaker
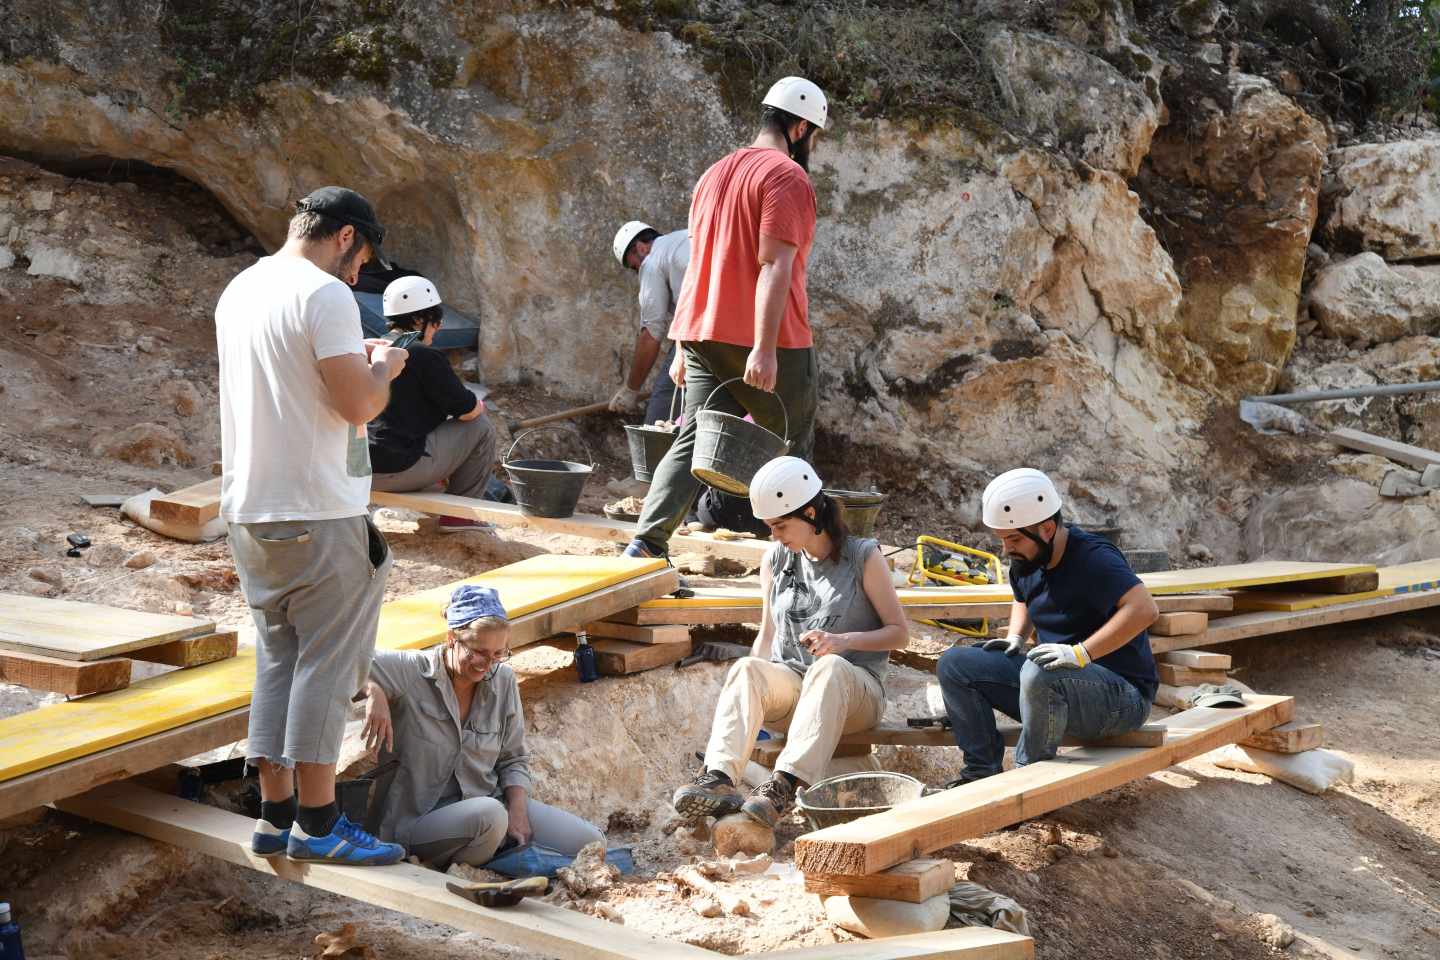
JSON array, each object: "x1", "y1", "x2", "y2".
[
  {"x1": 672, "y1": 770, "x2": 743, "y2": 819},
  {"x1": 741, "y1": 774, "x2": 797, "y2": 829}
]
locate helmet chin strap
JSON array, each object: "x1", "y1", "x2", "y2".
[{"x1": 1016, "y1": 524, "x2": 1056, "y2": 570}]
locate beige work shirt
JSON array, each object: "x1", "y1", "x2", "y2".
[{"x1": 368, "y1": 647, "x2": 532, "y2": 846}]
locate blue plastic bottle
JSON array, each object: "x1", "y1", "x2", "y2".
[
  {"x1": 0, "y1": 902, "x2": 26, "y2": 960},
  {"x1": 574, "y1": 632, "x2": 598, "y2": 683}
]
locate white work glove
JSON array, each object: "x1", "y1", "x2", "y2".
[
  {"x1": 1027, "y1": 643, "x2": 1090, "y2": 671},
  {"x1": 980, "y1": 634, "x2": 1025, "y2": 656},
  {"x1": 608, "y1": 384, "x2": 647, "y2": 413}
]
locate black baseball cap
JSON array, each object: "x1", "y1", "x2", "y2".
[{"x1": 295, "y1": 186, "x2": 386, "y2": 259}]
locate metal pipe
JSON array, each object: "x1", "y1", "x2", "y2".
[{"x1": 1244, "y1": 380, "x2": 1440, "y2": 405}]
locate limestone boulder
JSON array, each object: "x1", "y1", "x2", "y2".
[
  {"x1": 1244, "y1": 477, "x2": 1440, "y2": 565},
  {"x1": 1281, "y1": 337, "x2": 1440, "y2": 451},
  {"x1": 1141, "y1": 74, "x2": 1327, "y2": 398},
  {"x1": 1308, "y1": 253, "x2": 1440, "y2": 343},
  {"x1": 1324, "y1": 141, "x2": 1440, "y2": 260},
  {"x1": 983, "y1": 26, "x2": 1159, "y2": 176}
]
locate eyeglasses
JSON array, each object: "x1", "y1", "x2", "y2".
[{"x1": 458, "y1": 644, "x2": 511, "y2": 664}]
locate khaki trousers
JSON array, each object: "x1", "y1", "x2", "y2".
[{"x1": 704, "y1": 655, "x2": 884, "y2": 788}]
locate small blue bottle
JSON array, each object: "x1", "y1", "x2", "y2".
[
  {"x1": 0, "y1": 901, "x2": 26, "y2": 960},
  {"x1": 575, "y1": 632, "x2": 598, "y2": 683}
]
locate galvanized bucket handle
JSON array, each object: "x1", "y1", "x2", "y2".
[
  {"x1": 699, "y1": 376, "x2": 790, "y2": 445},
  {"x1": 505, "y1": 424, "x2": 595, "y2": 469}
]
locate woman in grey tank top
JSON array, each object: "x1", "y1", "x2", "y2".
[{"x1": 672, "y1": 457, "x2": 909, "y2": 830}]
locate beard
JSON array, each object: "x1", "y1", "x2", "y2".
[
  {"x1": 327, "y1": 233, "x2": 367, "y2": 281},
  {"x1": 790, "y1": 130, "x2": 813, "y2": 172}
]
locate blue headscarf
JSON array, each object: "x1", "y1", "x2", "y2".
[{"x1": 446, "y1": 585, "x2": 508, "y2": 629}]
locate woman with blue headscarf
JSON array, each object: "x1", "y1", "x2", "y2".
[{"x1": 358, "y1": 584, "x2": 605, "y2": 868}]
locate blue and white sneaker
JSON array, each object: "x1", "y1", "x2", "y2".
[
  {"x1": 286, "y1": 814, "x2": 405, "y2": 866},
  {"x1": 622, "y1": 538, "x2": 661, "y2": 559},
  {"x1": 251, "y1": 818, "x2": 290, "y2": 856}
]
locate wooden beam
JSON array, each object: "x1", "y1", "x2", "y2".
[
  {"x1": 150, "y1": 477, "x2": 223, "y2": 526},
  {"x1": 1156, "y1": 664, "x2": 1228, "y2": 687},
  {"x1": 836, "y1": 722, "x2": 1166, "y2": 750},
  {"x1": 57, "y1": 783, "x2": 720, "y2": 960},
  {"x1": 1299, "y1": 571, "x2": 1381, "y2": 594},
  {"x1": 792, "y1": 696, "x2": 1293, "y2": 877},
  {"x1": 0, "y1": 707, "x2": 248, "y2": 821},
  {"x1": 1230, "y1": 589, "x2": 1386, "y2": 612},
  {"x1": 127, "y1": 631, "x2": 238, "y2": 668},
  {"x1": 1156, "y1": 594, "x2": 1233, "y2": 613},
  {"x1": 747, "y1": 927, "x2": 1033, "y2": 959},
  {"x1": 1328, "y1": 427, "x2": 1440, "y2": 471},
  {"x1": 1149, "y1": 589, "x2": 1440, "y2": 654},
  {"x1": 0, "y1": 648, "x2": 131, "y2": 696},
  {"x1": 1159, "y1": 651, "x2": 1231, "y2": 669},
  {"x1": 803, "y1": 859, "x2": 954, "y2": 903},
  {"x1": 1240, "y1": 720, "x2": 1322, "y2": 754},
  {"x1": 591, "y1": 638, "x2": 694, "y2": 675},
  {"x1": 585, "y1": 621, "x2": 692, "y2": 645},
  {"x1": 1150, "y1": 611, "x2": 1207, "y2": 637},
  {"x1": 507, "y1": 568, "x2": 680, "y2": 648},
  {"x1": 752, "y1": 738, "x2": 872, "y2": 766}
]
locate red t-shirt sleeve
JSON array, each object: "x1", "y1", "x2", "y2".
[{"x1": 758, "y1": 166, "x2": 815, "y2": 249}]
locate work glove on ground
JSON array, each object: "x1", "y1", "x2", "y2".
[
  {"x1": 1027, "y1": 642, "x2": 1089, "y2": 671},
  {"x1": 609, "y1": 384, "x2": 648, "y2": 413},
  {"x1": 979, "y1": 634, "x2": 1025, "y2": 656}
]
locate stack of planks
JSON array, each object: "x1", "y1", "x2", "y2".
[{"x1": 0, "y1": 595, "x2": 237, "y2": 697}]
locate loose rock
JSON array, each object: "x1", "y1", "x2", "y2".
[{"x1": 712, "y1": 813, "x2": 775, "y2": 858}]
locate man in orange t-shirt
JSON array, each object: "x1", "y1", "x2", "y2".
[{"x1": 625, "y1": 77, "x2": 827, "y2": 559}]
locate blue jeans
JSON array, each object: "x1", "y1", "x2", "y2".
[{"x1": 935, "y1": 645, "x2": 1150, "y2": 780}]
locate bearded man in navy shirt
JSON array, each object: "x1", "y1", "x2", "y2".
[{"x1": 936, "y1": 468, "x2": 1160, "y2": 786}]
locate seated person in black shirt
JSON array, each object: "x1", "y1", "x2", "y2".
[{"x1": 369, "y1": 276, "x2": 495, "y2": 533}]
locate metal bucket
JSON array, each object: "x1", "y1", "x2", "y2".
[
  {"x1": 795, "y1": 771, "x2": 925, "y2": 831},
  {"x1": 825, "y1": 488, "x2": 888, "y2": 539},
  {"x1": 625, "y1": 425, "x2": 676, "y2": 483},
  {"x1": 502, "y1": 426, "x2": 593, "y2": 519},
  {"x1": 691, "y1": 377, "x2": 789, "y2": 496}
]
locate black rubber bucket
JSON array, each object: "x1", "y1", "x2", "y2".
[
  {"x1": 625, "y1": 425, "x2": 676, "y2": 483},
  {"x1": 691, "y1": 377, "x2": 790, "y2": 496},
  {"x1": 502, "y1": 426, "x2": 593, "y2": 519},
  {"x1": 825, "y1": 488, "x2": 888, "y2": 539}
]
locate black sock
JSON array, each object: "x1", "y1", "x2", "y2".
[
  {"x1": 297, "y1": 801, "x2": 340, "y2": 837},
  {"x1": 776, "y1": 770, "x2": 799, "y2": 790},
  {"x1": 708, "y1": 769, "x2": 733, "y2": 787},
  {"x1": 260, "y1": 794, "x2": 297, "y2": 829}
]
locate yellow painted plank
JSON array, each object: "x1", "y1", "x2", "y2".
[
  {"x1": 1230, "y1": 589, "x2": 1387, "y2": 612},
  {"x1": 1138, "y1": 561, "x2": 1375, "y2": 595},
  {"x1": 1378, "y1": 559, "x2": 1440, "y2": 595},
  {"x1": 638, "y1": 584, "x2": 1014, "y2": 609},
  {"x1": 0, "y1": 557, "x2": 666, "y2": 784}
]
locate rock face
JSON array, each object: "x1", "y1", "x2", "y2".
[
  {"x1": 1324, "y1": 141, "x2": 1440, "y2": 260},
  {"x1": 1141, "y1": 73, "x2": 1326, "y2": 398},
  {"x1": 1308, "y1": 253, "x2": 1440, "y2": 344},
  {"x1": 1244, "y1": 477, "x2": 1440, "y2": 565}
]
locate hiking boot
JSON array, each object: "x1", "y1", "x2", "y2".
[
  {"x1": 287, "y1": 813, "x2": 406, "y2": 866},
  {"x1": 672, "y1": 769, "x2": 743, "y2": 819},
  {"x1": 250, "y1": 817, "x2": 290, "y2": 856},
  {"x1": 438, "y1": 516, "x2": 489, "y2": 534},
  {"x1": 741, "y1": 774, "x2": 797, "y2": 829}
]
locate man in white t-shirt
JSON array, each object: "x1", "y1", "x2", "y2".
[{"x1": 217, "y1": 186, "x2": 410, "y2": 866}]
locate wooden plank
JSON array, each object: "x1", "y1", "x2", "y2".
[
  {"x1": 1150, "y1": 611, "x2": 1207, "y2": 637},
  {"x1": 150, "y1": 476, "x2": 223, "y2": 526},
  {"x1": 803, "y1": 859, "x2": 954, "y2": 903},
  {"x1": 1159, "y1": 651, "x2": 1231, "y2": 669},
  {"x1": 591, "y1": 638, "x2": 694, "y2": 675},
  {"x1": 1230, "y1": 589, "x2": 1387, "y2": 612},
  {"x1": 1379, "y1": 558, "x2": 1440, "y2": 594},
  {"x1": 748, "y1": 927, "x2": 1033, "y2": 959},
  {"x1": 57, "y1": 783, "x2": 720, "y2": 960},
  {"x1": 127, "y1": 631, "x2": 238, "y2": 668},
  {"x1": 0, "y1": 707, "x2": 249, "y2": 821},
  {"x1": 1300, "y1": 571, "x2": 1380, "y2": 594},
  {"x1": 0, "y1": 594, "x2": 215, "y2": 661},
  {"x1": 1328, "y1": 427, "x2": 1440, "y2": 471},
  {"x1": 1149, "y1": 588, "x2": 1440, "y2": 654},
  {"x1": 370, "y1": 489, "x2": 770, "y2": 565},
  {"x1": 1139, "y1": 562, "x2": 1376, "y2": 595},
  {"x1": 836, "y1": 722, "x2": 1166, "y2": 750},
  {"x1": 792, "y1": 696, "x2": 1293, "y2": 876},
  {"x1": 1240, "y1": 720, "x2": 1322, "y2": 754},
  {"x1": 0, "y1": 557, "x2": 673, "y2": 786},
  {"x1": 1156, "y1": 663, "x2": 1228, "y2": 687},
  {"x1": 0, "y1": 649, "x2": 131, "y2": 696},
  {"x1": 585, "y1": 621, "x2": 692, "y2": 645},
  {"x1": 1157, "y1": 594, "x2": 1234, "y2": 613}
]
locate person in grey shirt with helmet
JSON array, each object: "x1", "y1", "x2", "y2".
[
  {"x1": 609, "y1": 220, "x2": 690, "y2": 425},
  {"x1": 671, "y1": 456, "x2": 910, "y2": 830}
]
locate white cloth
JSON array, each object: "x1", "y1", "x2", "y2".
[
  {"x1": 216, "y1": 255, "x2": 371, "y2": 523},
  {"x1": 638, "y1": 228, "x2": 690, "y2": 343}
]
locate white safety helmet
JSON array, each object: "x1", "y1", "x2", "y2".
[
  {"x1": 762, "y1": 76, "x2": 828, "y2": 130},
  {"x1": 612, "y1": 220, "x2": 653, "y2": 267},
  {"x1": 383, "y1": 275, "x2": 442, "y2": 317},
  {"x1": 982, "y1": 468, "x2": 1063, "y2": 530},
  {"x1": 749, "y1": 456, "x2": 824, "y2": 521}
]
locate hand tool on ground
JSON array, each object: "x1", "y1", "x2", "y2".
[
  {"x1": 504, "y1": 401, "x2": 611, "y2": 435},
  {"x1": 676, "y1": 640, "x2": 751, "y2": 669},
  {"x1": 907, "y1": 535, "x2": 1003, "y2": 639},
  {"x1": 445, "y1": 875, "x2": 549, "y2": 907}
]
